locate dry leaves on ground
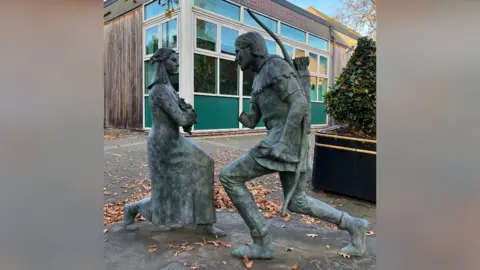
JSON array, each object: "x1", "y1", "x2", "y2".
[
  {"x1": 283, "y1": 213, "x2": 292, "y2": 221},
  {"x1": 324, "y1": 224, "x2": 338, "y2": 231},
  {"x1": 104, "y1": 179, "x2": 152, "y2": 226},
  {"x1": 148, "y1": 245, "x2": 158, "y2": 253},
  {"x1": 104, "y1": 134, "x2": 119, "y2": 140},
  {"x1": 207, "y1": 240, "x2": 231, "y2": 248},
  {"x1": 243, "y1": 255, "x2": 253, "y2": 269},
  {"x1": 169, "y1": 243, "x2": 195, "y2": 256},
  {"x1": 339, "y1": 252, "x2": 352, "y2": 259},
  {"x1": 214, "y1": 181, "x2": 282, "y2": 219},
  {"x1": 105, "y1": 169, "x2": 281, "y2": 226},
  {"x1": 300, "y1": 215, "x2": 321, "y2": 225},
  {"x1": 104, "y1": 229, "x2": 108, "y2": 234},
  {"x1": 286, "y1": 247, "x2": 295, "y2": 251},
  {"x1": 292, "y1": 263, "x2": 299, "y2": 270},
  {"x1": 367, "y1": 230, "x2": 375, "y2": 236}
]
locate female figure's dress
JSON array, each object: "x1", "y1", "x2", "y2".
[{"x1": 147, "y1": 82, "x2": 216, "y2": 226}]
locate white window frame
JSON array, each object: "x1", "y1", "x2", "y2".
[
  {"x1": 307, "y1": 33, "x2": 330, "y2": 53},
  {"x1": 143, "y1": 0, "x2": 180, "y2": 24},
  {"x1": 243, "y1": 8, "x2": 279, "y2": 34},
  {"x1": 193, "y1": 14, "x2": 241, "y2": 98},
  {"x1": 142, "y1": 15, "x2": 180, "y2": 130},
  {"x1": 279, "y1": 21, "x2": 307, "y2": 44},
  {"x1": 193, "y1": 0, "x2": 242, "y2": 23}
]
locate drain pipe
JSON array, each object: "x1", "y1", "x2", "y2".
[{"x1": 328, "y1": 25, "x2": 336, "y2": 127}]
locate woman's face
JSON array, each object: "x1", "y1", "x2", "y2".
[{"x1": 165, "y1": 53, "x2": 179, "y2": 75}]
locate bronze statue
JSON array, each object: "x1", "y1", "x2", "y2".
[
  {"x1": 123, "y1": 48, "x2": 225, "y2": 237},
  {"x1": 219, "y1": 10, "x2": 369, "y2": 260}
]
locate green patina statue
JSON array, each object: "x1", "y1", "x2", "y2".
[{"x1": 219, "y1": 10, "x2": 369, "y2": 260}]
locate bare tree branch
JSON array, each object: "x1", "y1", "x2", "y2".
[{"x1": 334, "y1": 0, "x2": 376, "y2": 38}]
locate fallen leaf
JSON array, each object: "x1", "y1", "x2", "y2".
[
  {"x1": 339, "y1": 252, "x2": 352, "y2": 259},
  {"x1": 243, "y1": 254, "x2": 253, "y2": 269},
  {"x1": 286, "y1": 247, "x2": 295, "y2": 251},
  {"x1": 300, "y1": 215, "x2": 321, "y2": 225},
  {"x1": 306, "y1": 234, "x2": 318, "y2": 238},
  {"x1": 207, "y1": 240, "x2": 231, "y2": 248},
  {"x1": 283, "y1": 213, "x2": 292, "y2": 221},
  {"x1": 208, "y1": 240, "x2": 219, "y2": 247},
  {"x1": 148, "y1": 245, "x2": 158, "y2": 252},
  {"x1": 326, "y1": 245, "x2": 330, "y2": 249},
  {"x1": 367, "y1": 230, "x2": 375, "y2": 236},
  {"x1": 190, "y1": 267, "x2": 199, "y2": 270},
  {"x1": 104, "y1": 229, "x2": 108, "y2": 234},
  {"x1": 292, "y1": 263, "x2": 298, "y2": 270}
]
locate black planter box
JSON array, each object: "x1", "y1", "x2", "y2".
[{"x1": 311, "y1": 129, "x2": 376, "y2": 203}]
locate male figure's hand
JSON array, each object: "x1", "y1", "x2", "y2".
[
  {"x1": 270, "y1": 142, "x2": 299, "y2": 163},
  {"x1": 238, "y1": 111, "x2": 254, "y2": 128}
]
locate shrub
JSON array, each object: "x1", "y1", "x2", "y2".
[{"x1": 324, "y1": 36, "x2": 376, "y2": 137}]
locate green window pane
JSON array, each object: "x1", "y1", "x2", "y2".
[
  {"x1": 194, "y1": 0, "x2": 240, "y2": 21},
  {"x1": 309, "y1": 53, "x2": 318, "y2": 73},
  {"x1": 309, "y1": 34, "x2": 329, "y2": 51},
  {"x1": 196, "y1": 19, "x2": 217, "y2": 51},
  {"x1": 242, "y1": 69, "x2": 254, "y2": 96},
  {"x1": 320, "y1": 56, "x2": 328, "y2": 75},
  {"x1": 145, "y1": 26, "x2": 159, "y2": 55},
  {"x1": 280, "y1": 23, "x2": 305, "y2": 43},
  {"x1": 219, "y1": 59, "x2": 238, "y2": 95},
  {"x1": 265, "y1": 39, "x2": 276, "y2": 55},
  {"x1": 244, "y1": 11, "x2": 277, "y2": 33},
  {"x1": 194, "y1": 54, "x2": 217, "y2": 94},
  {"x1": 144, "y1": 1, "x2": 178, "y2": 21},
  {"x1": 144, "y1": 61, "x2": 153, "y2": 94},
  {"x1": 319, "y1": 78, "x2": 328, "y2": 102},
  {"x1": 310, "y1": 76, "x2": 318, "y2": 101},
  {"x1": 162, "y1": 19, "x2": 177, "y2": 49},
  {"x1": 221, "y1": 27, "x2": 238, "y2": 55},
  {"x1": 144, "y1": 96, "x2": 152, "y2": 128}
]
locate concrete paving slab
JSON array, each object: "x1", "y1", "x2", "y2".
[{"x1": 105, "y1": 212, "x2": 376, "y2": 270}]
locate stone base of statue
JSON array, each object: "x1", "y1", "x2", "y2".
[{"x1": 104, "y1": 212, "x2": 377, "y2": 270}]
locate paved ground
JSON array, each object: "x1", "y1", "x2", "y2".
[{"x1": 104, "y1": 129, "x2": 376, "y2": 269}]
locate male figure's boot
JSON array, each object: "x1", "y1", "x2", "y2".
[
  {"x1": 231, "y1": 226, "x2": 275, "y2": 260},
  {"x1": 337, "y1": 212, "x2": 369, "y2": 257}
]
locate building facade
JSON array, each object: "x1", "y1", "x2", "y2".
[{"x1": 104, "y1": 0, "x2": 360, "y2": 132}]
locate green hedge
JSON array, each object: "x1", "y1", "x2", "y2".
[{"x1": 324, "y1": 37, "x2": 376, "y2": 137}]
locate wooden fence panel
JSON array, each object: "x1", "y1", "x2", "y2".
[{"x1": 104, "y1": 7, "x2": 143, "y2": 129}]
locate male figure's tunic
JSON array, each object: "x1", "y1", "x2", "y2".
[
  {"x1": 220, "y1": 55, "x2": 323, "y2": 234},
  {"x1": 246, "y1": 55, "x2": 311, "y2": 173}
]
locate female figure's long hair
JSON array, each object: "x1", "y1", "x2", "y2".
[{"x1": 147, "y1": 48, "x2": 177, "y2": 92}]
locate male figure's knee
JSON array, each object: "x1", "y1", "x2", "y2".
[{"x1": 219, "y1": 167, "x2": 232, "y2": 187}]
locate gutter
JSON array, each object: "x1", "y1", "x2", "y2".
[{"x1": 328, "y1": 25, "x2": 336, "y2": 127}]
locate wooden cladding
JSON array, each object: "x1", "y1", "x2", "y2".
[{"x1": 104, "y1": 7, "x2": 143, "y2": 129}]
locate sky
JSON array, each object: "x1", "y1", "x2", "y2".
[{"x1": 286, "y1": 0, "x2": 342, "y2": 17}]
